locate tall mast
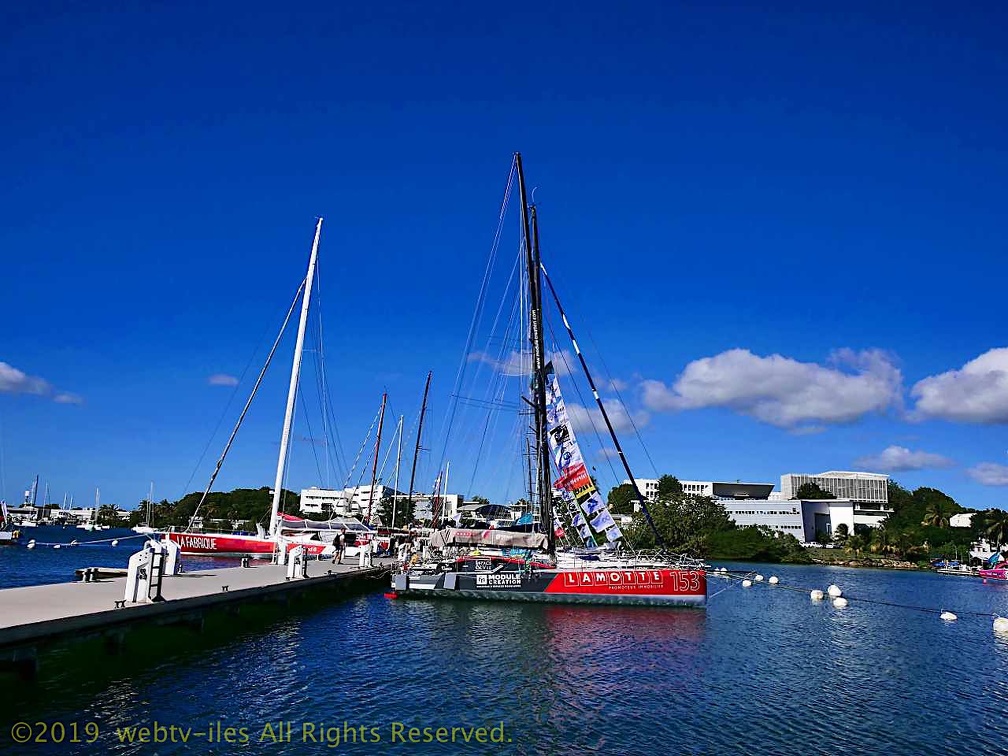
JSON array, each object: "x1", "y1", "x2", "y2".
[
  {"x1": 148, "y1": 481, "x2": 154, "y2": 525},
  {"x1": 515, "y1": 152, "x2": 554, "y2": 556},
  {"x1": 406, "y1": 371, "x2": 432, "y2": 526},
  {"x1": 366, "y1": 393, "x2": 387, "y2": 525},
  {"x1": 392, "y1": 415, "x2": 404, "y2": 529},
  {"x1": 269, "y1": 218, "x2": 323, "y2": 536},
  {"x1": 539, "y1": 263, "x2": 664, "y2": 546}
]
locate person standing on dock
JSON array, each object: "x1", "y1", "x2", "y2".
[{"x1": 333, "y1": 527, "x2": 347, "y2": 565}]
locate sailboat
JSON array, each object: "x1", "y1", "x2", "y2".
[
  {"x1": 163, "y1": 219, "x2": 334, "y2": 559},
  {"x1": 391, "y1": 154, "x2": 707, "y2": 607},
  {"x1": 0, "y1": 500, "x2": 22, "y2": 546},
  {"x1": 132, "y1": 482, "x2": 158, "y2": 535}
]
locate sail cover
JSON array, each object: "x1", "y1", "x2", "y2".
[
  {"x1": 543, "y1": 363, "x2": 621, "y2": 543},
  {"x1": 430, "y1": 527, "x2": 548, "y2": 550}
]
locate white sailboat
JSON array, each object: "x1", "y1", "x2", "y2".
[
  {"x1": 164, "y1": 219, "x2": 333, "y2": 559},
  {"x1": 132, "y1": 481, "x2": 158, "y2": 534}
]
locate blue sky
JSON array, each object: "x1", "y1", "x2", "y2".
[{"x1": 2, "y1": 2, "x2": 1007, "y2": 513}]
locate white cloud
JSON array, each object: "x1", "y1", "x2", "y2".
[
  {"x1": 608, "y1": 378, "x2": 629, "y2": 392},
  {"x1": 854, "y1": 445, "x2": 953, "y2": 472},
  {"x1": 208, "y1": 373, "x2": 239, "y2": 387},
  {"x1": 467, "y1": 350, "x2": 573, "y2": 377},
  {"x1": 0, "y1": 360, "x2": 82, "y2": 405},
  {"x1": 0, "y1": 361, "x2": 51, "y2": 396},
  {"x1": 967, "y1": 462, "x2": 1008, "y2": 486},
  {"x1": 911, "y1": 348, "x2": 1008, "y2": 423},
  {"x1": 53, "y1": 392, "x2": 84, "y2": 405},
  {"x1": 566, "y1": 400, "x2": 649, "y2": 435},
  {"x1": 641, "y1": 348, "x2": 902, "y2": 429}
]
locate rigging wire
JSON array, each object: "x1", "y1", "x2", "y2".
[
  {"x1": 185, "y1": 279, "x2": 306, "y2": 531},
  {"x1": 434, "y1": 158, "x2": 516, "y2": 478},
  {"x1": 179, "y1": 282, "x2": 303, "y2": 499},
  {"x1": 584, "y1": 328, "x2": 660, "y2": 478}
]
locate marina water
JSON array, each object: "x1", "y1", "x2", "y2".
[{"x1": 3, "y1": 530, "x2": 1008, "y2": 754}]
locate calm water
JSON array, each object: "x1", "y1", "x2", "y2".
[{"x1": 3, "y1": 531, "x2": 1008, "y2": 754}]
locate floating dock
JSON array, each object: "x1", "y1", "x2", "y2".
[{"x1": 0, "y1": 558, "x2": 391, "y2": 680}]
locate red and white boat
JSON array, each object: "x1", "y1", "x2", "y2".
[{"x1": 164, "y1": 528, "x2": 331, "y2": 558}]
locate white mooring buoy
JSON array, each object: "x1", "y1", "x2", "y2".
[
  {"x1": 994, "y1": 617, "x2": 1008, "y2": 634},
  {"x1": 939, "y1": 611, "x2": 957, "y2": 621},
  {"x1": 720, "y1": 567, "x2": 727, "y2": 573},
  {"x1": 54, "y1": 544, "x2": 61, "y2": 550},
  {"x1": 810, "y1": 589, "x2": 825, "y2": 602},
  {"x1": 754, "y1": 574, "x2": 764, "y2": 582},
  {"x1": 768, "y1": 576, "x2": 779, "y2": 585},
  {"x1": 27, "y1": 540, "x2": 36, "y2": 550},
  {"x1": 742, "y1": 579, "x2": 753, "y2": 588},
  {"x1": 111, "y1": 539, "x2": 119, "y2": 547},
  {"x1": 827, "y1": 584, "x2": 843, "y2": 598},
  {"x1": 832, "y1": 597, "x2": 849, "y2": 608}
]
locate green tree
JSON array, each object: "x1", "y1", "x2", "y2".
[
  {"x1": 922, "y1": 501, "x2": 951, "y2": 529},
  {"x1": 378, "y1": 495, "x2": 415, "y2": 530},
  {"x1": 986, "y1": 509, "x2": 1008, "y2": 548},
  {"x1": 607, "y1": 483, "x2": 638, "y2": 515},
  {"x1": 470, "y1": 495, "x2": 490, "y2": 506},
  {"x1": 625, "y1": 494, "x2": 733, "y2": 553},
  {"x1": 846, "y1": 534, "x2": 866, "y2": 556},
  {"x1": 657, "y1": 475, "x2": 683, "y2": 500},
  {"x1": 96, "y1": 504, "x2": 121, "y2": 527},
  {"x1": 833, "y1": 523, "x2": 850, "y2": 545},
  {"x1": 795, "y1": 482, "x2": 835, "y2": 500}
]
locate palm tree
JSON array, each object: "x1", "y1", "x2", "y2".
[
  {"x1": 871, "y1": 526, "x2": 894, "y2": 556},
  {"x1": 833, "y1": 523, "x2": 850, "y2": 546},
  {"x1": 846, "y1": 534, "x2": 865, "y2": 556},
  {"x1": 986, "y1": 509, "x2": 1008, "y2": 549},
  {"x1": 922, "y1": 501, "x2": 950, "y2": 529}
]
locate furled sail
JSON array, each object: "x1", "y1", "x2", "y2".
[{"x1": 543, "y1": 362, "x2": 621, "y2": 545}]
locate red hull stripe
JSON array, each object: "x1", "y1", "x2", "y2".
[
  {"x1": 544, "y1": 569, "x2": 706, "y2": 596},
  {"x1": 164, "y1": 533, "x2": 327, "y2": 556}
]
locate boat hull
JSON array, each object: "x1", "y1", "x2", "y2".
[
  {"x1": 394, "y1": 568, "x2": 706, "y2": 608},
  {"x1": 163, "y1": 532, "x2": 330, "y2": 558}
]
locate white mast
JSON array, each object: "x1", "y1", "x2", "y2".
[
  {"x1": 392, "y1": 415, "x2": 404, "y2": 529},
  {"x1": 148, "y1": 481, "x2": 154, "y2": 525},
  {"x1": 269, "y1": 218, "x2": 323, "y2": 536},
  {"x1": 443, "y1": 460, "x2": 450, "y2": 525}
]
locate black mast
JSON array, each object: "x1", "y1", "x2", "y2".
[
  {"x1": 539, "y1": 263, "x2": 665, "y2": 546},
  {"x1": 406, "y1": 371, "x2": 432, "y2": 526},
  {"x1": 515, "y1": 152, "x2": 555, "y2": 556}
]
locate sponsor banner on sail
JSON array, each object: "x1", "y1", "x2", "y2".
[
  {"x1": 590, "y1": 509, "x2": 617, "y2": 533},
  {"x1": 606, "y1": 524, "x2": 624, "y2": 543},
  {"x1": 543, "y1": 362, "x2": 621, "y2": 542}
]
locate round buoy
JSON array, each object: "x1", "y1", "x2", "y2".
[
  {"x1": 939, "y1": 611, "x2": 957, "y2": 621},
  {"x1": 768, "y1": 576, "x2": 779, "y2": 585},
  {"x1": 720, "y1": 567, "x2": 727, "y2": 573},
  {"x1": 994, "y1": 617, "x2": 1008, "y2": 634},
  {"x1": 27, "y1": 540, "x2": 36, "y2": 549},
  {"x1": 70, "y1": 540, "x2": 79, "y2": 546},
  {"x1": 111, "y1": 539, "x2": 119, "y2": 547},
  {"x1": 754, "y1": 574, "x2": 764, "y2": 582},
  {"x1": 383, "y1": 592, "x2": 399, "y2": 600},
  {"x1": 810, "y1": 589, "x2": 825, "y2": 602},
  {"x1": 832, "y1": 597, "x2": 849, "y2": 608},
  {"x1": 54, "y1": 544, "x2": 61, "y2": 549},
  {"x1": 827, "y1": 584, "x2": 843, "y2": 598},
  {"x1": 742, "y1": 579, "x2": 753, "y2": 588}
]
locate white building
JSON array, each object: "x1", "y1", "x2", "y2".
[
  {"x1": 300, "y1": 485, "x2": 462, "y2": 523},
  {"x1": 630, "y1": 472, "x2": 891, "y2": 542},
  {"x1": 950, "y1": 512, "x2": 975, "y2": 528}
]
